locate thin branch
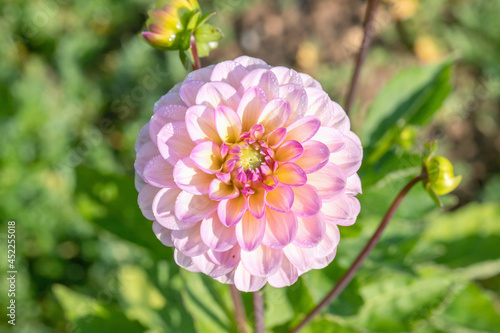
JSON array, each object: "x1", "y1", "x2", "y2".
[
  {"x1": 344, "y1": 0, "x2": 381, "y2": 113},
  {"x1": 230, "y1": 285, "x2": 248, "y2": 333},
  {"x1": 289, "y1": 173, "x2": 428, "y2": 333},
  {"x1": 253, "y1": 291, "x2": 265, "y2": 333},
  {"x1": 190, "y1": 34, "x2": 202, "y2": 71}
]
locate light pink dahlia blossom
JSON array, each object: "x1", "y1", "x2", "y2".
[{"x1": 135, "y1": 56, "x2": 362, "y2": 292}]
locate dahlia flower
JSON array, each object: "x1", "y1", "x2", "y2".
[{"x1": 135, "y1": 56, "x2": 363, "y2": 292}]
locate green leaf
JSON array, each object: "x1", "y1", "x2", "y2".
[
  {"x1": 301, "y1": 315, "x2": 362, "y2": 333},
  {"x1": 181, "y1": 271, "x2": 240, "y2": 333},
  {"x1": 362, "y1": 60, "x2": 453, "y2": 148},
  {"x1": 350, "y1": 273, "x2": 459, "y2": 332},
  {"x1": 53, "y1": 284, "x2": 146, "y2": 333},
  {"x1": 440, "y1": 283, "x2": 500, "y2": 331},
  {"x1": 415, "y1": 202, "x2": 500, "y2": 269},
  {"x1": 75, "y1": 166, "x2": 168, "y2": 259}
]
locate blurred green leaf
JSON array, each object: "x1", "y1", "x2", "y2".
[
  {"x1": 440, "y1": 283, "x2": 500, "y2": 331},
  {"x1": 75, "y1": 166, "x2": 167, "y2": 258},
  {"x1": 413, "y1": 203, "x2": 500, "y2": 269},
  {"x1": 181, "y1": 272, "x2": 239, "y2": 333},
  {"x1": 350, "y1": 272, "x2": 459, "y2": 332},
  {"x1": 362, "y1": 60, "x2": 453, "y2": 152},
  {"x1": 53, "y1": 284, "x2": 146, "y2": 333}
]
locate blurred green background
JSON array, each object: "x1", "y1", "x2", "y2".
[{"x1": 1, "y1": 0, "x2": 499, "y2": 332}]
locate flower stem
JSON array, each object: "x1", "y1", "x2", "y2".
[
  {"x1": 344, "y1": 0, "x2": 380, "y2": 114},
  {"x1": 190, "y1": 34, "x2": 202, "y2": 71},
  {"x1": 253, "y1": 291, "x2": 265, "y2": 333},
  {"x1": 230, "y1": 285, "x2": 248, "y2": 333},
  {"x1": 289, "y1": 173, "x2": 428, "y2": 333}
]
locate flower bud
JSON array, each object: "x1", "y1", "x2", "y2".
[
  {"x1": 425, "y1": 156, "x2": 462, "y2": 195},
  {"x1": 142, "y1": 0, "x2": 201, "y2": 50}
]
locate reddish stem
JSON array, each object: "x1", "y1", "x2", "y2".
[
  {"x1": 190, "y1": 34, "x2": 201, "y2": 71},
  {"x1": 344, "y1": 0, "x2": 380, "y2": 113},
  {"x1": 289, "y1": 173, "x2": 428, "y2": 333},
  {"x1": 253, "y1": 291, "x2": 265, "y2": 333},
  {"x1": 230, "y1": 285, "x2": 248, "y2": 333}
]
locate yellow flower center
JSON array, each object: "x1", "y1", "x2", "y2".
[{"x1": 239, "y1": 146, "x2": 263, "y2": 170}]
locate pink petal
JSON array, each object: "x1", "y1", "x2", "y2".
[
  {"x1": 304, "y1": 88, "x2": 341, "y2": 127},
  {"x1": 279, "y1": 84, "x2": 308, "y2": 125},
  {"x1": 238, "y1": 68, "x2": 279, "y2": 100},
  {"x1": 262, "y1": 209, "x2": 297, "y2": 249},
  {"x1": 294, "y1": 140, "x2": 330, "y2": 174},
  {"x1": 258, "y1": 98, "x2": 290, "y2": 133},
  {"x1": 265, "y1": 184, "x2": 294, "y2": 213},
  {"x1": 292, "y1": 212, "x2": 326, "y2": 248},
  {"x1": 240, "y1": 244, "x2": 283, "y2": 277},
  {"x1": 271, "y1": 67, "x2": 303, "y2": 85},
  {"x1": 210, "y1": 60, "x2": 249, "y2": 88},
  {"x1": 190, "y1": 141, "x2": 223, "y2": 174},
  {"x1": 247, "y1": 187, "x2": 266, "y2": 219},
  {"x1": 174, "y1": 192, "x2": 218, "y2": 223},
  {"x1": 218, "y1": 195, "x2": 247, "y2": 227},
  {"x1": 299, "y1": 73, "x2": 322, "y2": 89},
  {"x1": 311, "y1": 126, "x2": 345, "y2": 153},
  {"x1": 142, "y1": 155, "x2": 175, "y2": 188},
  {"x1": 200, "y1": 213, "x2": 237, "y2": 251},
  {"x1": 179, "y1": 80, "x2": 206, "y2": 106},
  {"x1": 215, "y1": 271, "x2": 235, "y2": 284},
  {"x1": 135, "y1": 172, "x2": 146, "y2": 192},
  {"x1": 195, "y1": 81, "x2": 241, "y2": 110},
  {"x1": 135, "y1": 122, "x2": 151, "y2": 152},
  {"x1": 171, "y1": 222, "x2": 209, "y2": 256},
  {"x1": 316, "y1": 222, "x2": 340, "y2": 257},
  {"x1": 207, "y1": 245, "x2": 241, "y2": 268},
  {"x1": 234, "y1": 56, "x2": 271, "y2": 70},
  {"x1": 173, "y1": 157, "x2": 213, "y2": 195},
  {"x1": 209, "y1": 179, "x2": 240, "y2": 201},
  {"x1": 157, "y1": 121, "x2": 195, "y2": 166},
  {"x1": 185, "y1": 105, "x2": 221, "y2": 145},
  {"x1": 234, "y1": 263, "x2": 267, "y2": 292},
  {"x1": 191, "y1": 253, "x2": 234, "y2": 277},
  {"x1": 291, "y1": 184, "x2": 322, "y2": 218},
  {"x1": 307, "y1": 162, "x2": 346, "y2": 201},
  {"x1": 346, "y1": 174, "x2": 362, "y2": 195},
  {"x1": 154, "y1": 83, "x2": 184, "y2": 109},
  {"x1": 311, "y1": 248, "x2": 337, "y2": 270},
  {"x1": 149, "y1": 104, "x2": 188, "y2": 143},
  {"x1": 215, "y1": 105, "x2": 242, "y2": 143},
  {"x1": 135, "y1": 141, "x2": 160, "y2": 177},
  {"x1": 185, "y1": 65, "x2": 215, "y2": 82},
  {"x1": 329, "y1": 131, "x2": 363, "y2": 177},
  {"x1": 322, "y1": 194, "x2": 360, "y2": 226},
  {"x1": 237, "y1": 87, "x2": 268, "y2": 132},
  {"x1": 267, "y1": 257, "x2": 298, "y2": 288},
  {"x1": 275, "y1": 140, "x2": 304, "y2": 162},
  {"x1": 138, "y1": 184, "x2": 160, "y2": 220},
  {"x1": 285, "y1": 116, "x2": 321, "y2": 143},
  {"x1": 174, "y1": 249, "x2": 201, "y2": 273},
  {"x1": 283, "y1": 244, "x2": 316, "y2": 271},
  {"x1": 152, "y1": 221, "x2": 173, "y2": 247},
  {"x1": 330, "y1": 101, "x2": 351, "y2": 133},
  {"x1": 274, "y1": 163, "x2": 307, "y2": 187},
  {"x1": 267, "y1": 127, "x2": 287, "y2": 148},
  {"x1": 153, "y1": 188, "x2": 194, "y2": 230},
  {"x1": 236, "y1": 210, "x2": 266, "y2": 252}
]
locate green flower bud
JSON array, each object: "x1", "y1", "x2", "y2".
[
  {"x1": 421, "y1": 141, "x2": 461, "y2": 207},
  {"x1": 425, "y1": 156, "x2": 462, "y2": 195}
]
